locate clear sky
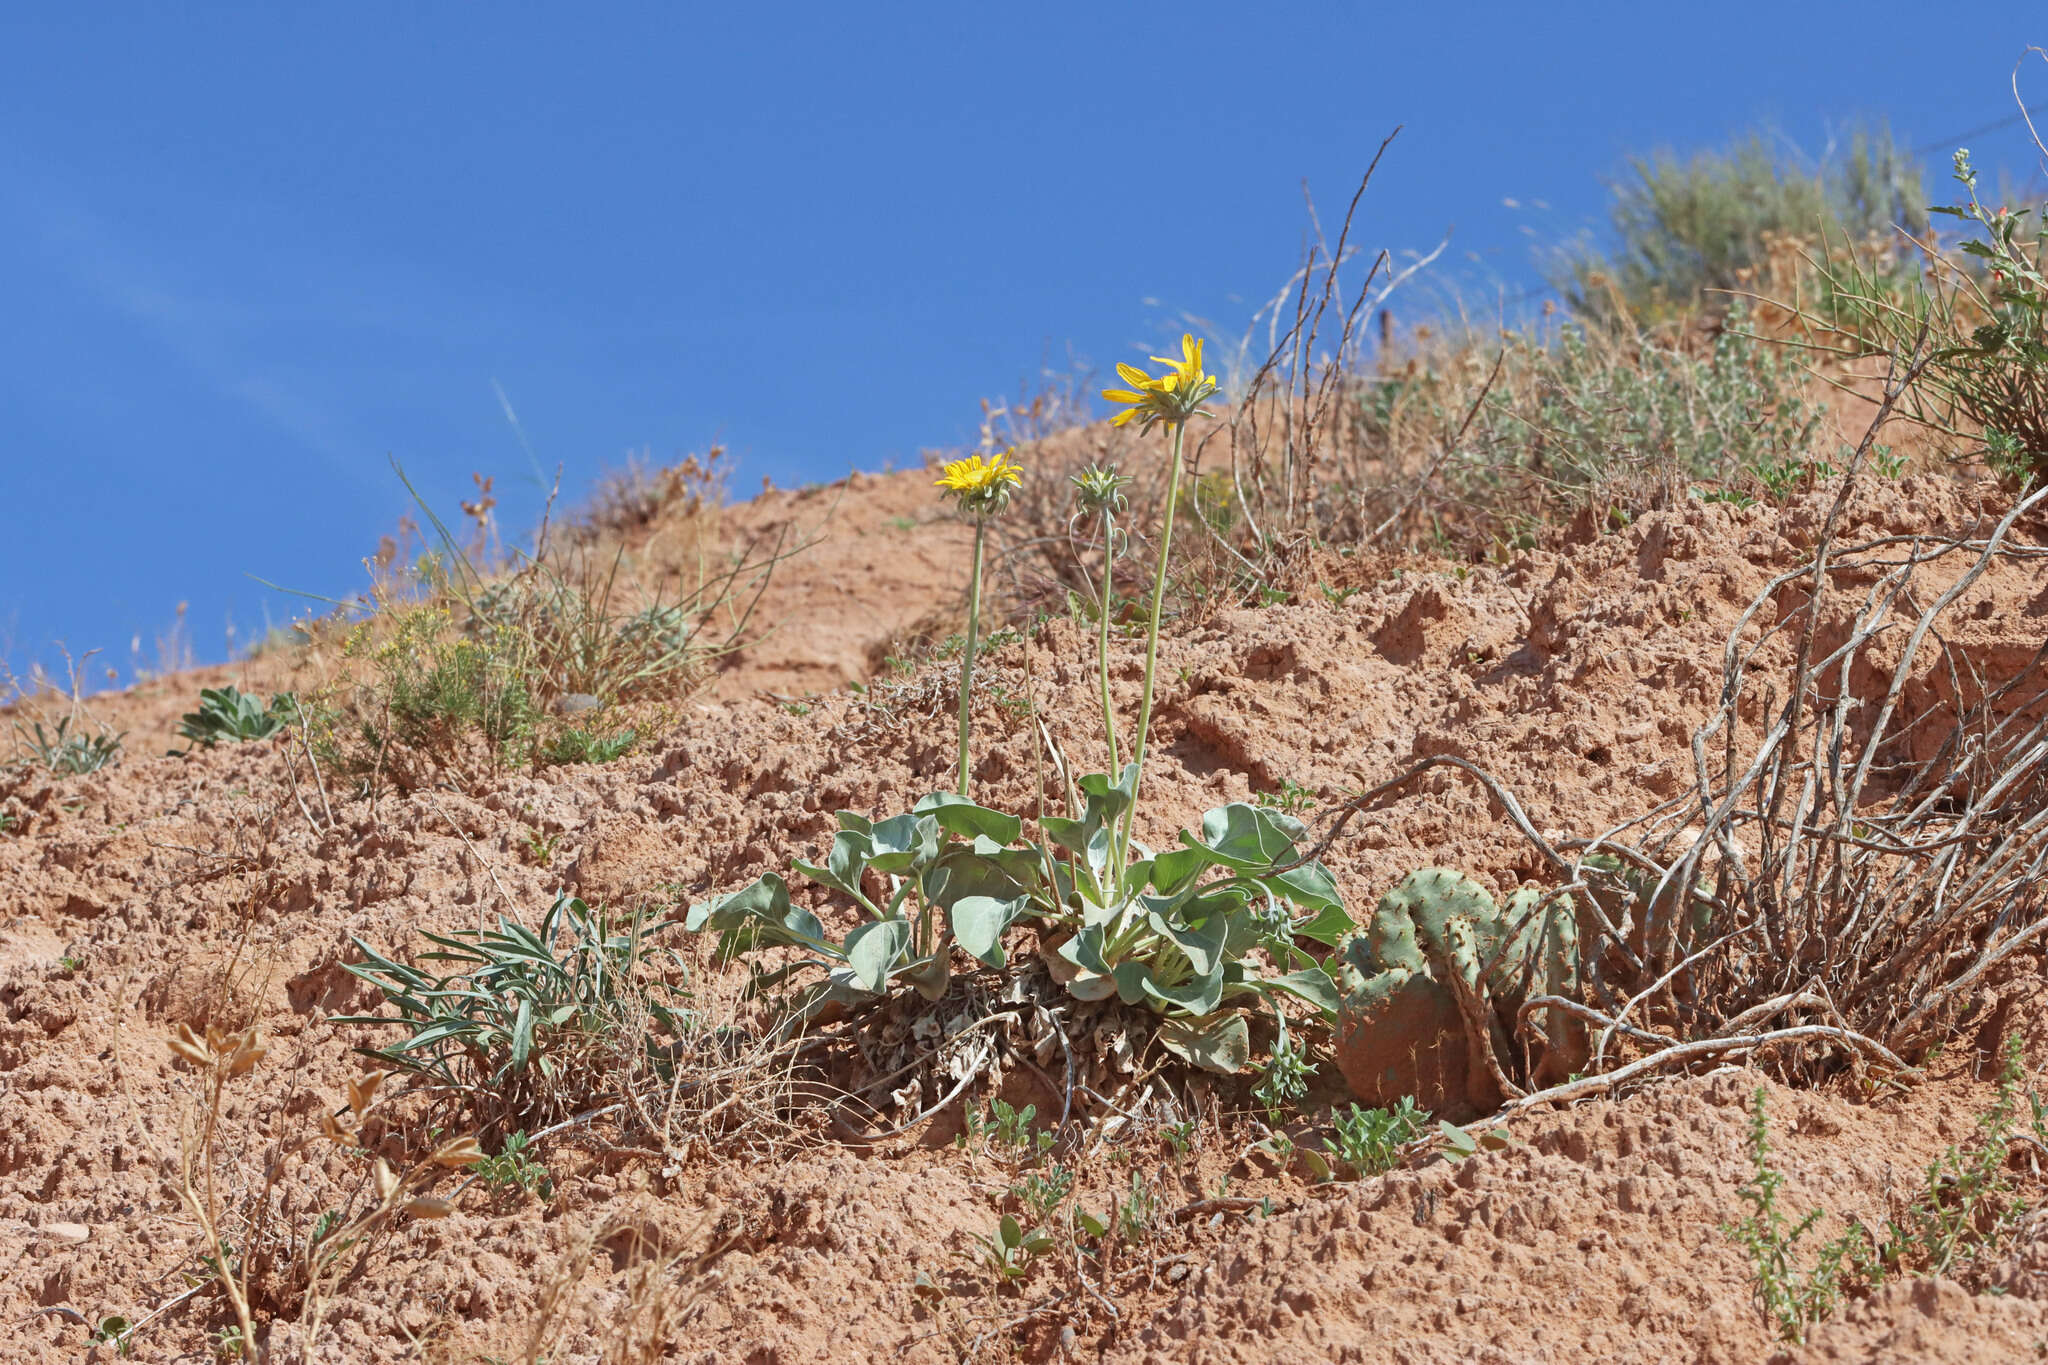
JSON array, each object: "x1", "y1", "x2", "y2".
[{"x1": 3, "y1": 5, "x2": 2044, "y2": 688}]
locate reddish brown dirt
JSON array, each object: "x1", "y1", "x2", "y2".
[{"x1": 3, "y1": 457, "x2": 2047, "y2": 1363}]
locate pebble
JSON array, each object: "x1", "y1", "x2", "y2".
[{"x1": 43, "y1": 1222, "x2": 89, "y2": 1244}]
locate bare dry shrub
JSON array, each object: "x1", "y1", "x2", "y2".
[{"x1": 1312, "y1": 385, "x2": 2048, "y2": 1103}]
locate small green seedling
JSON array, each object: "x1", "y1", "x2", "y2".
[{"x1": 970, "y1": 1214, "x2": 1054, "y2": 1281}]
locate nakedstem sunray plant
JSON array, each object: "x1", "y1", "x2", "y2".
[
  {"x1": 687, "y1": 334, "x2": 1352, "y2": 1075},
  {"x1": 934, "y1": 448, "x2": 1023, "y2": 795},
  {"x1": 1072, "y1": 464, "x2": 1134, "y2": 775},
  {"x1": 1099, "y1": 333, "x2": 1219, "y2": 878}
]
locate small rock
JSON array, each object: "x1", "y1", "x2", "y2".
[
  {"x1": 555, "y1": 693, "x2": 603, "y2": 716},
  {"x1": 43, "y1": 1222, "x2": 89, "y2": 1244}
]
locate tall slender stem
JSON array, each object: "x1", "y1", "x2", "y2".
[
  {"x1": 1095, "y1": 505, "x2": 1120, "y2": 778},
  {"x1": 956, "y1": 518, "x2": 988, "y2": 797},
  {"x1": 1117, "y1": 420, "x2": 1186, "y2": 871}
]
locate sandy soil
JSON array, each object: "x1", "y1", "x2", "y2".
[{"x1": 3, "y1": 457, "x2": 2047, "y2": 1363}]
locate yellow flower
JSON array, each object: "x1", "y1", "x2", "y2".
[
  {"x1": 935, "y1": 448, "x2": 1023, "y2": 515},
  {"x1": 1101, "y1": 333, "x2": 1219, "y2": 430}
]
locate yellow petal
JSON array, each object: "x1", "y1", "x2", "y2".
[
  {"x1": 1115, "y1": 362, "x2": 1152, "y2": 388},
  {"x1": 1111, "y1": 408, "x2": 1137, "y2": 427},
  {"x1": 1101, "y1": 389, "x2": 1146, "y2": 404}
]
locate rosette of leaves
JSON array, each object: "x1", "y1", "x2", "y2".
[
  {"x1": 1031, "y1": 765, "x2": 1352, "y2": 1071},
  {"x1": 337, "y1": 893, "x2": 687, "y2": 1122},
  {"x1": 685, "y1": 776, "x2": 1353, "y2": 1073},
  {"x1": 176, "y1": 685, "x2": 297, "y2": 750},
  {"x1": 687, "y1": 793, "x2": 1037, "y2": 1028}
]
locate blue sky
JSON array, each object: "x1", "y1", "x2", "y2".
[{"x1": 3, "y1": 5, "x2": 2044, "y2": 688}]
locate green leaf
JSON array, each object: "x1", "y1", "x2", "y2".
[
  {"x1": 1150, "y1": 844, "x2": 1214, "y2": 892},
  {"x1": 686, "y1": 874, "x2": 784, "y2": 931},
  {"x1": 1041, "y1": 815, "x2": 1092, "y2": 856},
  {"x1": 868, "y1": 813, "x2": 940, "y2": 873},
  {"x1": 685, "y1": 875, "x2": 834, "y2": 955},
  {"x1": 1284, "y1": 894, "x2": 1354, "y2": 943},
  {"x1": 1075, "y1": 1209, "x2": 1108, "y2": 1239},
  {"x1": 998, "y1": 1213, "x2": 1023, "y2": 1250},
  {"x1": 922, "y1": 844, "x2": 1030, "y2": 910},
  {"x1": 1140, "y1": 961, "x2": 1226, "y2": 1016},
  {"x1": 1059, "y1": 924, "x2": 1112, "y2": 976},
  {"x1": 913, "y1": 792, "x2": 1022, "y2": 846},
  {"x1": 1190, "y1": 803, "x2": 1299, "y2": 869},
  {"x1": 1437, "y1": 1119, "x2": 1478, "y2": 1161},
  {"x1": 843, "y1": 918, "x2": 912, "y2": 993},
  {"x1": 1260, "y1": 965, "x2": 1344, "y2": 1018},
  {"x1": 1145, "y1": 907, "x2": 1229, "y2": 975},
  {"x1": 950, "y1": 894, "x2": 1027, "y2": 966},
  {"x1": 1155, "y1": 1012, "x2": 1250, "y2": 1074},
  {"x1": 510, "y1": 996, "x2": 534, "y2": 1070},
  {"x1": 1256, "y1": 858, "x2": 1345, "y2": 916},
  {"x1": 1077, "y1": 765, "x2": 1139, "y2": 825}
]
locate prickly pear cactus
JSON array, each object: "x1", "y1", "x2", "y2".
[{"x1": 1334, "y1": 869, "x2": 1587, "y2": 1118}]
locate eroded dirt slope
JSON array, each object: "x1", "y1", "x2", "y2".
[{"x1": 4, "y1": 467, "x2": 2048, "y2": 1363}]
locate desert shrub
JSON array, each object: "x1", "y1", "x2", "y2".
[
  {"x1": 1728, "y1": 1047, "x2": 2044, "y2": 1343},
  {"x1": 338, "y1": 893, "x2": 689, "y2": 1129},
  {"x1": 161, "y1": 1024, "x2": 491, "y2": 1359},
  {"x1": 1884, "y1": 1037, "x2": 2043, "y2": 1281},
  {"x1": 540, "y1": 723, "x2": 638, "y2": 766},
  {"x1": 176, "y1": 685, "x2": 295, "y2": 750},
  {"x1": 1795, "y1": 145, "x2": 2048, "y2": 476},
  {"x1": 474, "y1": 1129, "x2": 555, "y2": 1200},
  {"x1": 315, "y1": 603, "x2": 548, "y2": 781},
  {"x1": 1342, "y1": 297, "x2": 1827, "y2": 550},
  {"x1": 306, "y1": 460, "x2": 796, "y2": 789},
  {"x1": 1557, "y1": 124, "x2": 1926, "y2": 322}
]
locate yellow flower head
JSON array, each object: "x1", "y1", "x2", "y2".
[
  {"x1": 1101, "y1": 333, "x2": 1220, "y2": 431},
  {"x1": 935, "y1": 448, "x2": 1024, "y2": 515}
]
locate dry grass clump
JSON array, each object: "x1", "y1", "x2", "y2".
[
  {"x1": 296, "y1": 460, "x2": 800, "y2": 792},
  {"x1": 513, "y1": 1208, "x2": 722, "y2": 1365},
  {"x1": 983, "y1": 127, "x2": 1883, "y2": 628},
  {"x1": 573, "y1": 444, "x2": 731, "y2": 542}
]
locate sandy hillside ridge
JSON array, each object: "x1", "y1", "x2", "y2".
[{"x1": 4, "y1": 448, "x2": 2048, "y2": 1364}]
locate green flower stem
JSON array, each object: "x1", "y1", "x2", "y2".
[
  {"x1": 1095, "y1": 504, "x2": 1120, "y2": 778},
  {"x1": 1117, "y1": 419, "x2": 1186, "y2": 873},
  {"x1": 956, "y1": 517, "x2": 988, "y2": 797}
]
